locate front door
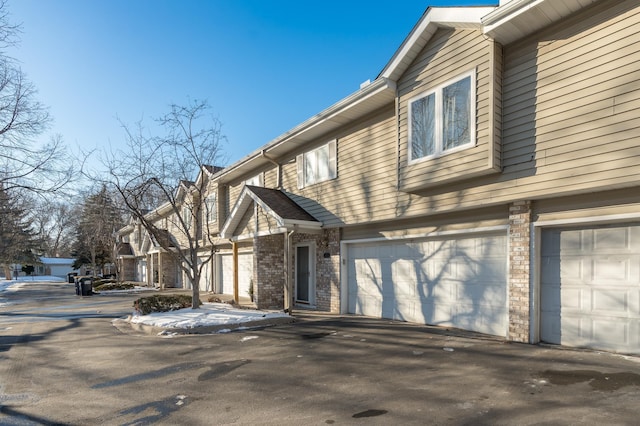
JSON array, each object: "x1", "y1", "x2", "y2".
[{"x1": 296, "y1": 244, "x2": 314, "y2": 304}]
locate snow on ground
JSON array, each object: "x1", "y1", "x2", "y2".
[
  {"x1": 129, "y1": 302, "x2": 289, "y2": 330},
  {"x1": 0, "y1": 275, "x2": 65, "y2": 289},
  {"x1": 0, "y1": 276, "x2": 290, "y2": 331}
]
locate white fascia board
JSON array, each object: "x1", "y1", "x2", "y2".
[
  {"x1": 261, "y1": 77, "x2": 395, "y2": 151},
  {"x1": 219, "y1": 189, "x2": 252, "y2": 239},
  {"x1": 282, "y1": 219, "x2": 323, "y2": 230},
  {"x1": 214, "y1": 77, "x2": 396, "y2": 184},
  {"x1": 380, "y1": 7, "x2": 496, "y2": 81},
  {"x1": 482, "y1": 0, "x2": 541, "y2": 28}
]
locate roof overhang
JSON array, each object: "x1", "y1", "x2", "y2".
[
  {"x1": 217, "y1": 77, "x2": 396, "y2": 184},
  {"x1": 380, "y1": 7, "x2": 496, "y2": 81},
  {"x1": 483, "y1": 0, "x2": 602, "y2": 45}
]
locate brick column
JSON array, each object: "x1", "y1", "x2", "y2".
[
  {"x1": 254, "y1": 234, "x2": 285, "y2": 310},
  {"x1": 508, "y1": 201, "x2": 531, "y2": 342}
]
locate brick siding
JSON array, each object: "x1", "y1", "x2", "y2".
[{"x1": 508, "y1": 201, "x2": 531, "y2": 342}]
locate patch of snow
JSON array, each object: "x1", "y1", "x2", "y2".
[
  {"x1": 128, "y1": 302, "x2": 289, "y2": 329},
  {"x1": 240, "y1": 335, "x2": 258, "y2": 342}
]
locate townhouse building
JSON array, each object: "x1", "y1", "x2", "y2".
[{"x1": 118, "y1": 0, "x2": 640, "y2": 355}]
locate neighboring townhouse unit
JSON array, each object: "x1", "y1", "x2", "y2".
[{"x1": 118, "y1": 0, "x2": 640, "y2": 355}]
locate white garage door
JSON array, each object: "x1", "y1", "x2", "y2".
[
  {"x1": 347, "y1": 233, "x2": 508, "y2": 336},
  {"x1": 218, "y1": 253, "x2": 253, "y2": 298},
  {"x1": 198, "y1": 258, "x2": 213, "y2": 292},
  {"x1": 541, "y1": 224, "x2": 640, "y2": 354}
]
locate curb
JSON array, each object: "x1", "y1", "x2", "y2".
[{"x1": 112, "y1": 315, "x2": 296, "y2": 336}]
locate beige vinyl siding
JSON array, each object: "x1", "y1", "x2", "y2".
[
  {"x1": 534, "y1": 188, "x2": 640, "y2": 224},
  {"x1": 226, "y1": 182, "x2": 244, "y2": 220},
  {"x1": 500, "y1": 0, "x2": 640, "y2": 199},
  {"x1": 213, "y1": 0, "x2": 638, "y2": 231},
  {"x1": 282, "y1": 106, "x2": 399, "y2": 227},
  {"x1": 264, "y1": 167, "x2": 279, "y2": 189},
  {"x1": 397, "y1": 29, "x2": 500, "y2": 191},
  {"x1": 234, "y1": 201, "x2": 254, "y2": 238}
]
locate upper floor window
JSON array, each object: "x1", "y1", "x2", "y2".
[
  {"x1": 204, "y1": 193, "x2": 217, "y2": 223},
  {"x1": 409, "y1": 70, "x2": 475, "y2": 162},
  {"x1": 182, "y1": 206, "x2": 192, "y2": 229},
  {"x1": 245, "y1": 173, "x2": 262, "y2": 187},
  {"x1": 297, "y1": 139, "x2": 337, "y2": 188}
]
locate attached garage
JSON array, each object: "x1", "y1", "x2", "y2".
[
  {"x1": 345, "y1": 231, "x2": 508, "y2": 336},
  {"x1": 197, "y1": 257, "x2": 213, "y2": 292},
  {"x1": 540, "y1": 224, "x2": 640, "y2": 354},
  {"x1": 217, "y1": 252, "x2": 253, "y2": 298}
]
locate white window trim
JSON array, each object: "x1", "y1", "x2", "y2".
[
  {"x1": 245, "y1": 173, "x2": 263, "y2": 187},
  {"x1": 297, "y1": 139, "x2": 337, "y2": 189},
  {"x1": 408, "y1": 69, "x2": 476, "y2": 164}
]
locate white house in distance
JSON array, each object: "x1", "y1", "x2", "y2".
[{"x1": 34, "y1": 257, "x2": 78, "y2": 279}]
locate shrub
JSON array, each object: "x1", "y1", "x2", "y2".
[
  {"x1": 94, "y1": 282, "x2": 136, "y2": 291},
  {"x1": 92, "y1": 278, "x2": 116, "y2": 287},
  {"x1": 134, "y1": 294, "x2": 193, "y2": 315}
]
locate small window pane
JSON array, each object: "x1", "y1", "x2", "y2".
[
  {"x1": 411, "y1": 93, "x2": 435, "y2": 159},
  {"x1": 304, "y1": 150, "x2": 317, "y2": 185},
  {"x1": 206, "y1": 195, "x2": 216, "y2": 222},
  {"x1": 316, "y1": 145, "x2": 330, "y2": 181},
  {"x1": 442, "y1": 76, "x2": 471, "y2": 151}
]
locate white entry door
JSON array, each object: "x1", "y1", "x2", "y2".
[
  {"x1": 346, "y1": 232, "x2": 508, "y2": 336},
  {"x1": 540, "y1": 224, "x2": 640, "y2": 354}
]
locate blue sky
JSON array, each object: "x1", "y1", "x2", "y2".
[{"x1": 9, "y1": 0, "x2": 491, "y2": 173}]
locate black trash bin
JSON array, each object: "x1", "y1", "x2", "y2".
[
  {"x1": 80, "y1": 278, "x2": 93, "y2": 296},
  {"x1": 67, "y1": 272, "x2": 78, "y2": 283}
]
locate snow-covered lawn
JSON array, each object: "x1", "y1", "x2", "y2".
[{"x1": 129, "y1": 302, "x2": 290, "y2": 331}]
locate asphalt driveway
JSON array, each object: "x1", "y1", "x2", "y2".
[{"x1": 0, "y1": 281, "x2": 639, "y2": 425}]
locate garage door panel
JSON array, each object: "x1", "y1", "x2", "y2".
[
  {"x1": 541, "y1": 224, "x2": 640, "y2": 354},
  {"x1": 594, "y1": 227, "x2": 629, "y2": 250},
  {"x1": 348, "y1": 233, "x2": 508, "y2": 336},
  {"x1": 219, "y1": 253, "x2": 252, "y2": 297}
]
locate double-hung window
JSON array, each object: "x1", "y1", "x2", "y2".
[
  {"x1": 245, "y1": 174, "x2": 262, "y2": 187},
  {"x1": 297, "y1": 139, "x2": 337, "y2": 188},
  {"x1": 204, "y1": 193, "x2": 217, "y2": 223},
  {"x1": 409, "y1": 70, "x2": 475, "y2": 162},
  {"x1": 182, "y1": 206, "x2": 192, "y2": 230}
]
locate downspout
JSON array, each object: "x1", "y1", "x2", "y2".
[
  {"x1": 261, "y1": 150, "x2": 281, "y2": 189},
  {"x1": 284, "y1": 228, "x2": 296, "y2": 313},
  {"x1": 232, "y1": 240, "x2": 239, "y2": 304}
]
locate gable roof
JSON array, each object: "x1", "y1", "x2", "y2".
[
  {"x1": 380, "y1": 6, "x2": 496, "y2": 81},
  {"x1": 220, "y1": 185, "x2": 321, "y2": 239}
]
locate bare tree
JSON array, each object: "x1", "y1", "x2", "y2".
[
  {"x1": 0, "y1": 1, "x2": 74, "y2": 194},
  {"x1": 105, "y1": 99, "x2": 226, "y2": 308},
  {"x1": 31, "y1": 197, "x2": 78, "y2": 257}
]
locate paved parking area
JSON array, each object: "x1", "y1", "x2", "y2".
[{"x1": 0, "y1": 282, "x2": 639, "y2": 425}]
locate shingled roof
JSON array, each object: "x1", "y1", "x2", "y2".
[
  {"x1": 247, "y1": 186, "x2": 318, "y2": 223},
  {"x1": 220, "y1": 185, "x2": 321, "y2": 240}
]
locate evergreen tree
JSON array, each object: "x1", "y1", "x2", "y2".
[
  {"x1": 72, "y1": 186, "x2": 123, "y2": 275},
  {"x1": 0, "y1": 184, "x2": 40, "y2": 279}
]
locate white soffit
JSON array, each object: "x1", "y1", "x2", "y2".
[
  {"x1": 380, "y1": 7, "x2": 496, "y2": 82},
  {"x1": 483, "y1": 0, "x2": 602, "y2": 45}
]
